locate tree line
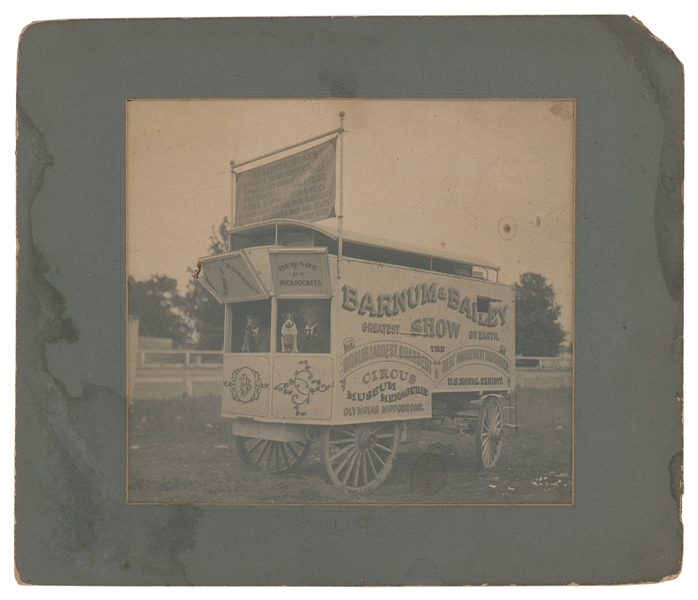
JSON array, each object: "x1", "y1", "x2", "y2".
[
  {"x1": 128, "y1": 218, "x2": 227, "y2": 350},
  {"x1": 128, "y1": 218, "x2": 568, "y2": 355}
]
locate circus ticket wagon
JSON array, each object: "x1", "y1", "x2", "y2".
[{"x1": 194, "y1": 116, "x2": 517, "y2": 494}]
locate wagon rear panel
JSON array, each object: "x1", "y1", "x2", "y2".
[{"x1": 219, "y1": 247, "x2": 336, "y2": 424}]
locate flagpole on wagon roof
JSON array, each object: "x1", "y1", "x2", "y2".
[
  {"x1": 337, "y1": 111, "x2": 345, "y2": 279},
  {"x1": 229, "y1": 160, "x2": 236, "y2": 245}
]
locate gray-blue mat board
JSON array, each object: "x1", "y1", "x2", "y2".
[{"x1": 16, "y1": 16, "x2": 682, "y2": 585}]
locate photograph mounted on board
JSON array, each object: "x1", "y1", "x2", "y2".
[{"x1": 126, "y1": 99, "x2": 574, "y2": 505}]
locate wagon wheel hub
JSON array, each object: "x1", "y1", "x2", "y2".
[{"x1": 357, "y1": 429, "x2": 378, "y2": 449}]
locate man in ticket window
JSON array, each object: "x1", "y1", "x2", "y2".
[
  {"x1": 298, "y1": 302, "x2": 330, "y2": 353},
  {"x1": 241, "y1": 311, "x2": 270, "y2": 353}
]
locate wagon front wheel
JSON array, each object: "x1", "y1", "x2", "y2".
[
  {"x1": 234, "y1": 436, "x2": 311, "y2": 474},
  {"x1": 475, "y1": 396, "x2": 504, "y2": 469},
  {"x1": 321, "y1": 422, "x2": 401, "y2": 494}
]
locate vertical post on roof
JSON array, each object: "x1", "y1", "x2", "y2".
[
  {"x1": 337, "y1": 111, "x2": 345, "y2": 279},
  {"x1": 230, "y1": 160, "x2": 237, "y2": 234}
]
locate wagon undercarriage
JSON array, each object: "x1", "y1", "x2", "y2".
[{"x1": 231, "y1": 392, "x2": 516, "y2": 494}]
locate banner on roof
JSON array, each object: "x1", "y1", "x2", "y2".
[{"x1": 234, "y1": 138, "x2": 337, "y2": 227}]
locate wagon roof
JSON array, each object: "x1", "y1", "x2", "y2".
[{"x1": 227, "y1": 219, "x2": 500, "y2": 272}]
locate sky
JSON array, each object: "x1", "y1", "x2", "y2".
[{"x1": 127, "y1": 98, "x2": 574, "y2": 336}]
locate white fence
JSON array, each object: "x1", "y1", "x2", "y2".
[
  {"x1": 130, "y1": 350, "x2": 572, "y2": 400},
  {"x1": 515, "y1": 356, "x2": 573, "y2": 371},
  {"x1": 515, "y1": 356, "x2": 573, "y2": 389},
  {"x1": 130, "y1": 349, "x2": 224, "y2": 400},
  {"x1": 136, "y1": 349, "x2": 224, "y2": 369}
]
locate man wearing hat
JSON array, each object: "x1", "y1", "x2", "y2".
[
  {"x1": 241, "y1": 310, "x2": 270, "y2": 353},
  {"x1": 297, "y1": 302, "x2": 330, "y2": 353}
]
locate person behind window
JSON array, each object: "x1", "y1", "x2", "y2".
[
  {"x1": 298, "y1": 302, "x2": 330, "y2": 353},
  {"x1": 241, "y1": 311, "x2": 270, "y2": 353}
]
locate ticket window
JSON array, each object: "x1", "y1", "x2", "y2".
[
  {"x1": 276, "y1": 299, "x2": 331, "y2": 354},
  {"x1": 227, "y1": 299, "x2": 272, "y2": 354}
]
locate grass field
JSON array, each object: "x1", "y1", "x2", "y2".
[{"x1": 127, "y1": 386, "x2": 572, "y2": 505}]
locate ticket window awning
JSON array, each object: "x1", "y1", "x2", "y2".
[
  {"x1": 197, "y1": 248, "x2": 332, "y2": 303},
  {"x1": 197, "y1": 252, "x2": 270, "y2": 303}
]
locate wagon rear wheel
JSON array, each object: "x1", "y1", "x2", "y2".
[
  {"x1": 321, "y1": 422, "x2": 401, "y2": 494},
  {"x1": 234, "y1": 436, "x2": 311, "y2": 474},
  {"x1": 475, "y1": 396, "x2": 504, "y2": 469}
]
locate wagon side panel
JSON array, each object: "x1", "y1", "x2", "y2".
[
  {"x1": 437, "y1": 281, "x2": 515, "y2": 394},
  {"x1": 334, "y1": 259, "x2": 515, "y2": 425}
]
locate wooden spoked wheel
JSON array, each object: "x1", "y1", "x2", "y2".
[
  {"x1": 321, "y1": 422, "x2": 401, "y2": 494},
  {"x1": 234, "y1": 437, "x2": 311, "y2": 475},
  {"x1": 475, "y1": 396, "x2": 504, "y2": 469}
]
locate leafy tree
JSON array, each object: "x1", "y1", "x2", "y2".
[
  {"x1": 183, "y1": 282, "x2": 224, "y2": 350},
  {"x1": 208, "y1": 215, "x2": 229, "y2": 255},
  {"x1": 129, "y1": 217, "x2": 229, "y2": 349},
  {"x1": 128, "y1": 275, "x2": 191, "y2": 347},
  {"x1": 514, "y1": 272, "x2": 567, "y2": 357}
]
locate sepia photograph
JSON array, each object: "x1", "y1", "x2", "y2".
[
  {"x1": 15, "y1": 12, "x2": 684, "y2": 586},
  {"x1": 126, "y1": 98, "x2": 574, "y2": 505}
]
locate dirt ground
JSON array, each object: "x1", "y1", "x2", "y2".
[{"x1": 127, "y1": 386, "x2": 572, "y2": 505}]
